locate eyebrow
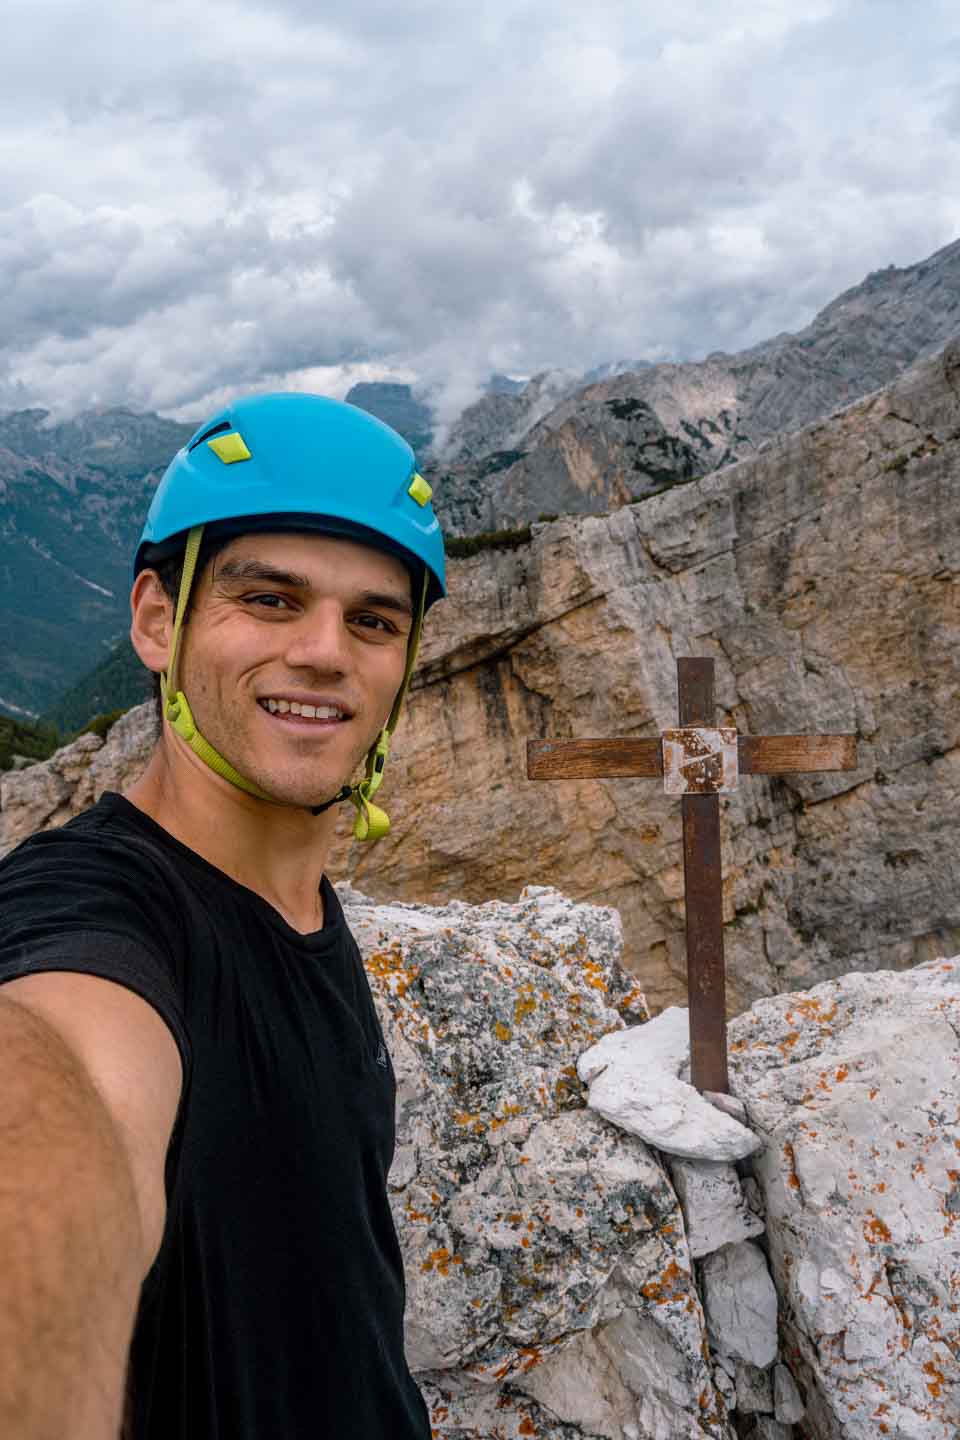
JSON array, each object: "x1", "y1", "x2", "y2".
[
  {"x1": 213, "y1": 558, "x2": 414, "y2": 619},
  {"x1": 214, "y1": 558, "x2": 312, "y2": 587}
]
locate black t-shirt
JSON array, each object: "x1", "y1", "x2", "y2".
[{"x1": 0, "y1": 793, "x2": 430, "y2": 1440}]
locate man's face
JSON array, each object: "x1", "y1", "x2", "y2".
[{"x1": 173, "y1": 531, "x2": 415, "y2": 810}]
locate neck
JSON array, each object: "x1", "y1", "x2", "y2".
[{"x1": 124, "y1": 734, "x2": 341, "y2": 934}]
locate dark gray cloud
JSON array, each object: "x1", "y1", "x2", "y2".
[{"x1": 2, "y1": 0, "x2": 959, "y2": 422}]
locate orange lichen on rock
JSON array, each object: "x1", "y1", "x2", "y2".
[
  {"x1": 783, "y1": 1140, "x2": 801, "y2": 1191},
  {"x1": 365, "y1": 943, "x2": 421, "y2": 999},
  {"x1": 514, "y1": 989, "x2": 538, "y2": 1023},
  {"x1": 863, "y1": 1212, "x2": 892, "y2": 1245},
  {"x1": 581, "y1": 957, "x2": 608, "y2": 992},
  {"x1": 421, "y1": 1247, "x2": 455, "y2": 1276},
  {"x1": 641, "y1": 1259, "x2": 688, "y2": 1305},
  {"x1": 923, "y1": 1360, "x2": 945, "y2": 1399}
]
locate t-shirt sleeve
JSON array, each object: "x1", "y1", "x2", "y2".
[{"x1": 0, "y1": 825, "x2": 191, "y2": 1076}]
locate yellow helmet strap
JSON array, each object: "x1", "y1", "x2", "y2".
[{"x1": 347, "y1": 566, "x2": 429, "y2": 842}]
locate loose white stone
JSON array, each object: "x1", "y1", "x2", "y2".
[
  {"x1": 735, "y1": 1361, "x2": 773, "y2": 1414},
  {"x1": 704, "y1": 1090, "x2": 749, "y2": 1125},
  {"x1": 713, "y1": 1363, "x2": 735, "y2": 1405},
  {"x1": 741, "y1": 1175, "x2": 765, "y2": 1221},
  {"x1": 578, "y1": 1008, "x2": 762, "y2": 1161},
  {"x1": 668, "y1": 1157, "x2": 765, "y2": 1258},
  {"x1": 754, "y1": 1420, "x2": 794, "y2": 1440},
  {"x1": 773, "y1": 1364, "x2": 804, "y2": 1424},
  {"x1": 701, "y1": 1240, "x2": 779, "y2": 1369}
]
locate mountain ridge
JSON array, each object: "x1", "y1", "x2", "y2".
[{"x1": 3, "y1": 235, "x2": 959, "y2": 719}]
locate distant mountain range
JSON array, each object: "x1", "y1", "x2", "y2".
[
  {"x1": 0, "y1": 409, "x2": 192, "y2": 718},
  {"x1": 2, "y1": 236, "x2": 959, "y2": 723},
  {"x1": 429, "y1": 238, "x2": 960, "y2": 534}
]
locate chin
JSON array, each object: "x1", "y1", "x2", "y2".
[{"x1": 253, "y1": 768, "x2": 356, "y2": 813}]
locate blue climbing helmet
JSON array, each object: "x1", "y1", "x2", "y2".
[{"x1": 135, "y1": 391, "x2": 446, "y2": 842}]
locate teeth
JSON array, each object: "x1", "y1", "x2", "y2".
[{"x1": 261, "y1": 699, "x2": 343, "y2": 720}]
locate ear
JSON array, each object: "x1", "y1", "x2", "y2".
[{"x1": 130, "y1": 571, "x2": 174, "y2": 675}]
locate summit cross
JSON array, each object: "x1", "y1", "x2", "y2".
[{"x1": 527, "y1": 657, "x2": 857, "y2": 1094}]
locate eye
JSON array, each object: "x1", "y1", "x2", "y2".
[
  {"x1": 351, "y1": 612, "x2": 397, "y2": 633},
  {"x1": 244, "y1": 593, "x2": 294, "y2": 611}
]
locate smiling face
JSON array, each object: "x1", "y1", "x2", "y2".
[{"x1": 170, "y1": 531, "x2": 415, "y2": 810}]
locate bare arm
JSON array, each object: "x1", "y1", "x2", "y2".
[{"x1": 0, "y1": 978, "x2": 183, "y2": 1439}]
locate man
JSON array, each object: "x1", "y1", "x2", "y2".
[{"x1": 0, "y1": 393, "x2": 445, "y2": 1438}]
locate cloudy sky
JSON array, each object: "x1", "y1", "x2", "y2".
[{"x1": 2, "y1": 0, "x2": 959, "y2": 428}]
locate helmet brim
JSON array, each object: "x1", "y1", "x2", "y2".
[{"x1": 136, "y1": 512, "x2": 439, "y2": 609}]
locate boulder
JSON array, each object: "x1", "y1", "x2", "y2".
[
  {"x1": 729, "y1": 956, "x2": 960, "y2": 1439},
  {"x1": 343, "y1": 884, "x2": 733, "y2": 1439},
  {"x1": 0, "y1": 704, "x2": 156, "y2": 855}
]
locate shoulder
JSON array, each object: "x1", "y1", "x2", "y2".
[
  {"x1": 0, "y1": 795, "x2": 195, "y2": 966},
  {"x1": 2, "y1": 794, "x2": 189, "y2": 903},
  {"x1": 0, "y1": 794, "x2": 193, "y2": 1090}
]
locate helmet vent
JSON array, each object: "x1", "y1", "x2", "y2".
[{"x1": 188, "y1": 420, "x2": 232, "y2": 452}]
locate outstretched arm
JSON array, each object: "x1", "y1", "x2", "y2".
[{"x1": 0, "y1": 976, "x2": 182, "y2": 1439}]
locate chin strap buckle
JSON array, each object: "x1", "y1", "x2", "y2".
[
  {"x1": 310, "y1": 786, "x2": 352, "y2": 818},
  {"x1": 349, "y1": 730, "x2": 392, "y2": 841}
]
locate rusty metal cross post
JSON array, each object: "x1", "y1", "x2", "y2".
[{"x1": 527, "y1": 658, "x2": 857, "y2": 1094}]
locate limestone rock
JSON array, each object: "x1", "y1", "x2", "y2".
[
  {"x1": 772, "y1": 1364, "x2": 804, "y2": 1424},
  {"x1": 0, "y1": 702, "x2": 156, "y2": 856},
  {"x1": 703, "y1": 1092, "x2": 749, "y2": 1126},
  {"x1": 434, "y1": 388, "x2": 702, "y2": 536},
  {"x1": 347, "y1": 339, "x2": 960, "y2": 1014},
  {"x1": 434, "y1": 238, "x2": 960, "y2": 533},
  {"x1": 734, "y1": 1361, "x2": 773, "y2": 1414},
  {"x1": 343, "y1": 886, "x2": 732, "y2": 1438},
  {"x1": 701, "y1": 1241, "x2": 779, "y2": 1369},
  {"x1": 578, "y1": 1009, "x2": 761, "y2": 1161},
  {"x1": 753, "y1": 1421, "x2": 793, "y2": 1440},
  {"x1": 418, "y1": 1378, "x2": 602, "y2": 1439},
  {"x1": 729, "y1": 956, "x2": 960, "y2": 1439},
  {"x1": 0, "y1": 730, "x2": 102, "y2": 848},
  {"x1": 713, "y1": 1363, "x2": 735, "y2": 1409},
  {"x1": 667, "y1": 1159, "x2": 765, "y2": 1259}
]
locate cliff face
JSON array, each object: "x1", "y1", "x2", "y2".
[
  {"x1": 2, "y1": 344, "x2": 958, "y2": 1015},
  {"x1": 341, "y1": 342, "x2": 960, "y2": 1012},
  {"x1": 432, "y1": 239, "x2": 960, "y2": 535}
]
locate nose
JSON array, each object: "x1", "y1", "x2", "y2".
[{"x1": 281, "y1": 600, "x2": 353, "y2": 675}]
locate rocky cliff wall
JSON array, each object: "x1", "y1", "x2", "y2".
[
  {"x1": 434, "y1": 240, "x2": 960, "y2": 535},
  {"x1": 344, "y1": 342, "x2": 960, "y2": 1012},
  {"x1": 2, "y1": 344, "x2": 957, "y2": 1015}
]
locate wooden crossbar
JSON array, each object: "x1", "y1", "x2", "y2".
[{"x1": 527, "y1": 732, "x2": 856, "y2": 780}]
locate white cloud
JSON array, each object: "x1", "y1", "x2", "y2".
[{"x1": 1, "y1": 0, "x2": 959, "y2": 420}]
